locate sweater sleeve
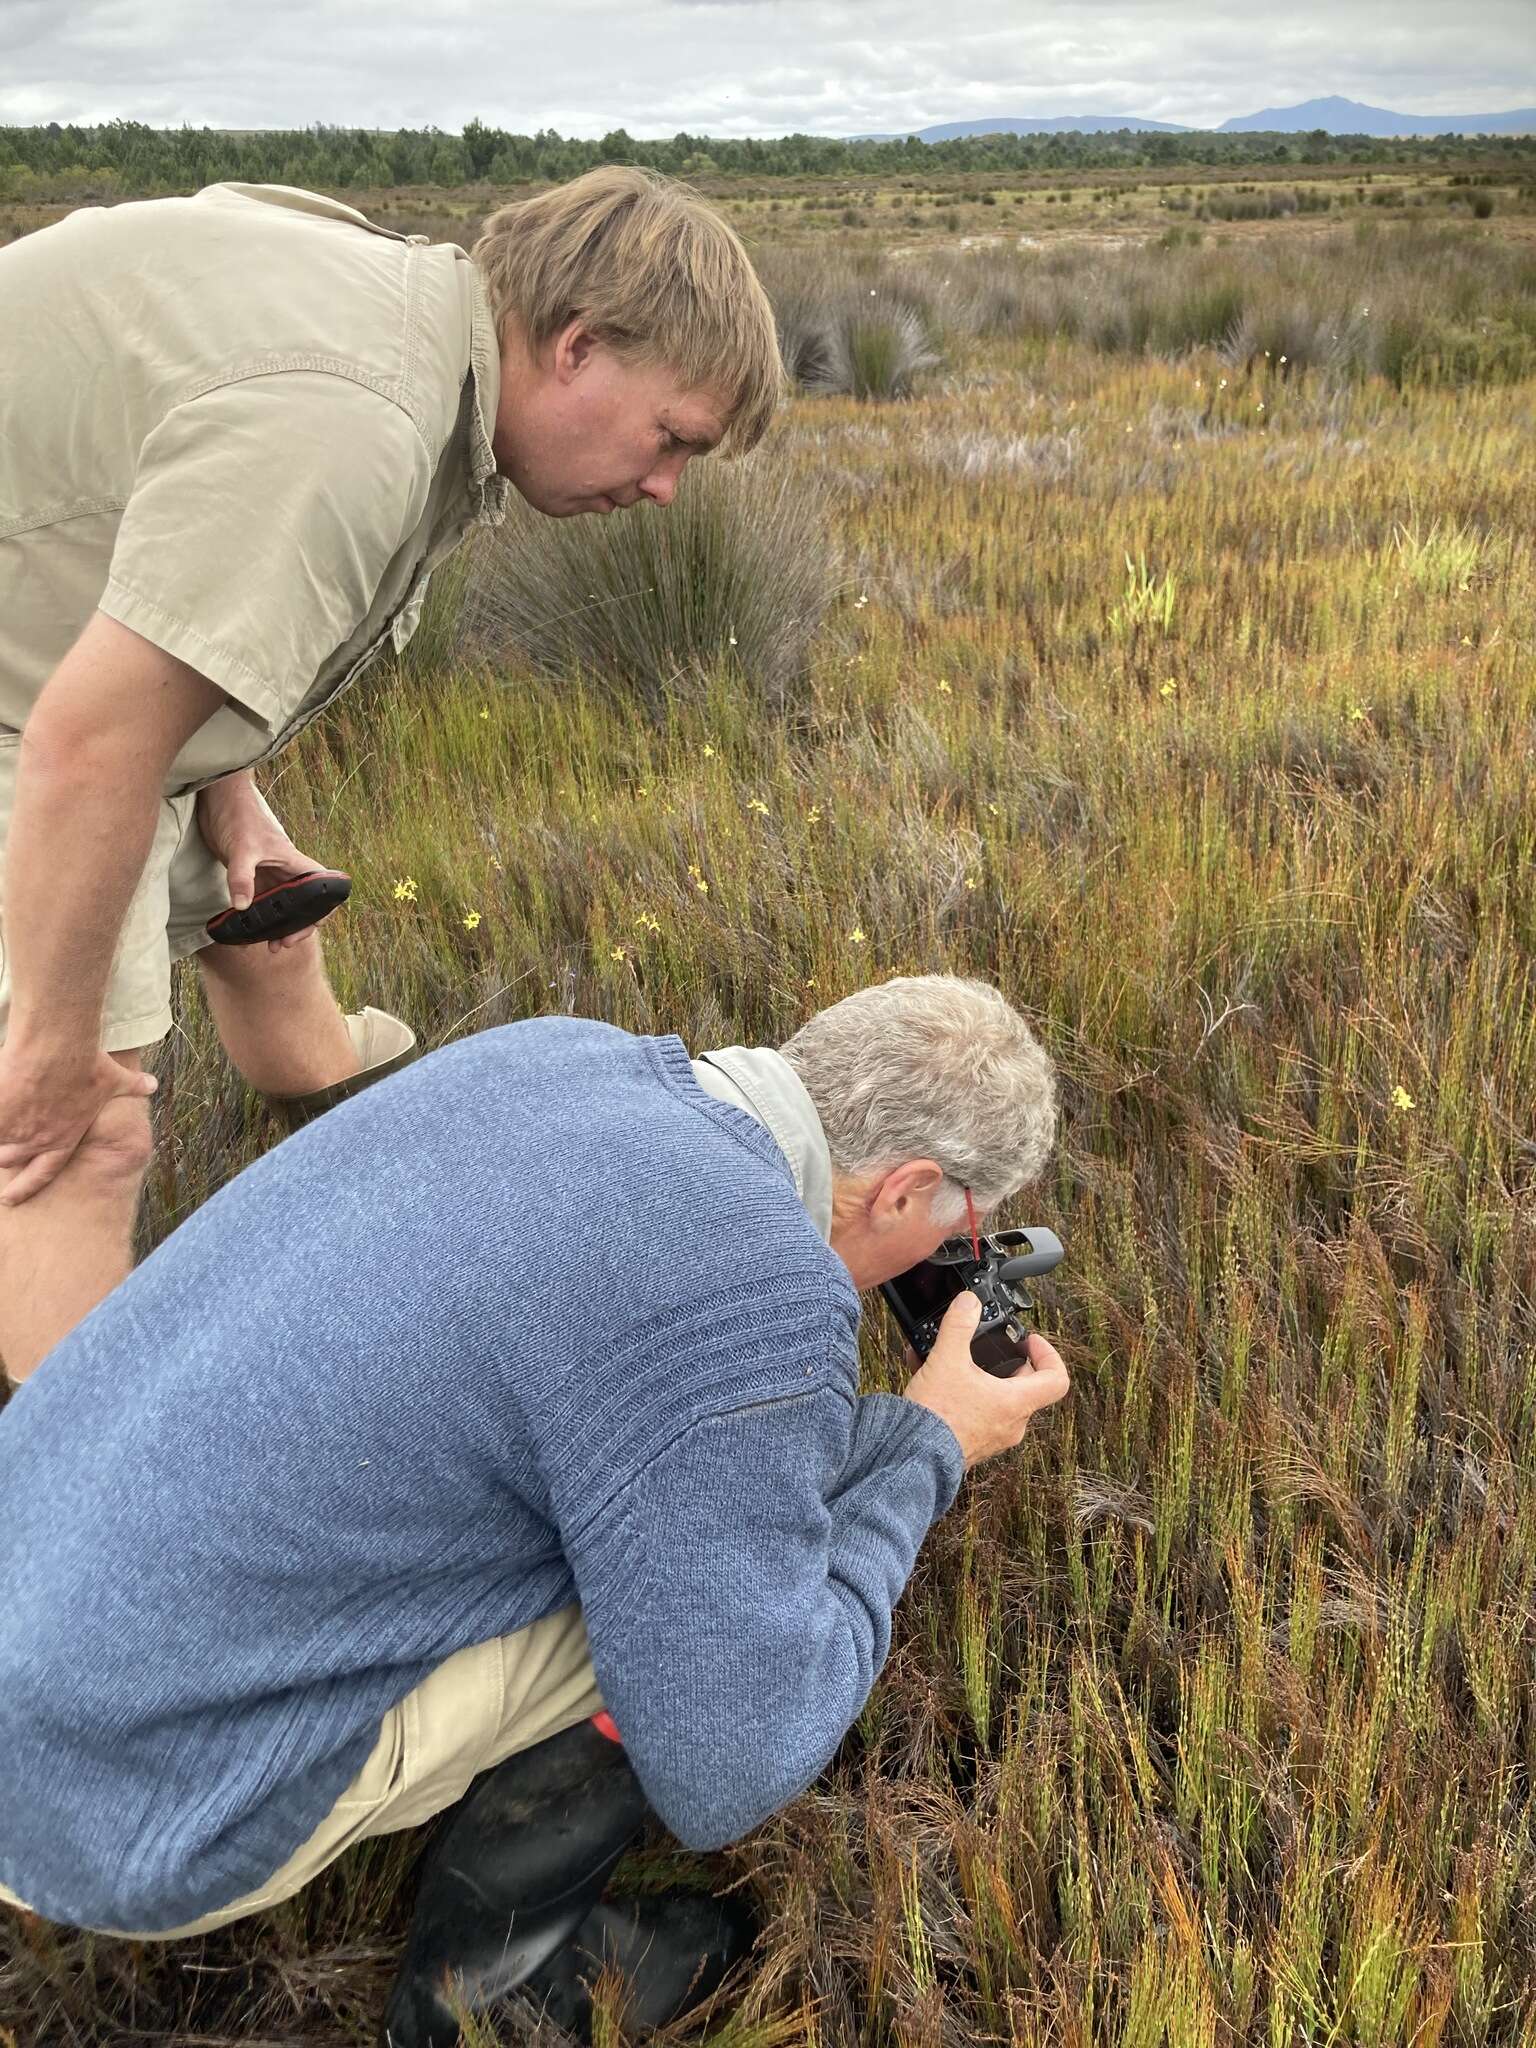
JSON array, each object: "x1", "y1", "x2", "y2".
[{"x1": 559, "y1": 1385, "x2": 967, "y2": 1851}]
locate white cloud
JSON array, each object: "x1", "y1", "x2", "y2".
[{"x1": 0, "y1": 0, "x2": 1530, "y2": 136}]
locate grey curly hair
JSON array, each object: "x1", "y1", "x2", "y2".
[{"x1": 779, "y1": 975, "x2": 1057, "y2": 1223}]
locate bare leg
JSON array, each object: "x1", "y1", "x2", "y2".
[
  {"x1": 194, "y1": 934, "x2": 359, "y2": 1097},
  {"x1": 0, "y1": 1050, "x2": 153, "y2": 1384}
]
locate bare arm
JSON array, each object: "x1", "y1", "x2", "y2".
[{"x1": 0, "y1": 612, "x2": 226, "y2": 1202}]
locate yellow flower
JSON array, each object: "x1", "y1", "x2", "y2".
[
  {"x1": 747, "y1": 797, "x2": 770, "y2": 815},
  {"x1": 936, "y1": 677, "x2": 953, "y2": 694},
  {"x1": 702, "y1": 743, "x2": 716, "y2": 759},
  {"x1": 1391, "y1": 1085, "x2": 1416, "y2": 1111},
  {"x1": 1349, "y1": 704, "x2": 1368, "y2": 722},
  {"x1": 806, "y1": 977, "x2": 818, "y2": 989},
  {"x1": 986, "y1": 802, "x2": 999, "y2": 816},
  {"x1": 610, "y1": 945, "x2": 627, "y2": 962},
  {"x1": 849, "y1": 926, "x2": 867, "y2": 945},
  {"x1": 1159, "y1": 678, "x2": 1177, "y2": 698},
  {"x1": 807, "y1": 805, "x2": 823, "y2": 824},
  {"x1": 635, "y1": 912, "x2": 662, "y2": 933},
  {"x1": 964, "y1": 875, "x2": 979, "y2": 891},
  {"x1": 392, "y1": 876, "x2": 419, "y2": 902},
  {"x1": 480, "y1": 707, "x2": 490, "y2": 720},
  {"x1": 688, "y1": 863, "x2": 709, "y2": 895},
  {"x1": 461, "y1": 909, "x2": 481, "y2": 931}
]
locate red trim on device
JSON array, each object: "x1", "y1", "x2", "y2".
[
  {"x1": 591, "y1": 1711, "x2": 623, "y2": 1745},
  {"x1": 205, "y1": 869, "x2": 348, "y2": 937}
]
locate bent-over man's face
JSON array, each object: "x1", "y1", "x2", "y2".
[{"x1": 493, "y1": 319, "x2": 728, "y2": 518}]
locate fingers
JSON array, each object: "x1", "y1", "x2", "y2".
[
  {"x1": 0, "y1": 1147, "x2": 74, "y2": 1207},
  {"x1": 108, "y1": 1067, "x2": 159, "y2": 1100},
  {"x1": 938, "y1": 1290, "x2": 983, "y2": 1340},
  {"x1": 1012, "y1": 1333, "x2": 1070, "y2": 1411},
  {"x1": 228, "y1": 862, "x2": 255, "y2": 912}
]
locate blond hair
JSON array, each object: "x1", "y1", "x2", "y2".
[
  {"x1": 780, "y1": 976, "x2": 1058, "y2": 1223},
  {"x1": 471, "y1": 166, "x2": 783, "y2": 456}
]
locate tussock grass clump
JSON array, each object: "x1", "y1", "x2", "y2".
[
  {"x1": 457, "y1": 454, "x2": 837, "y2": 715},
  {"x1": 756, "y1": 247, "x2": 945, "y2": 400},
  {"x1": 830, "y1": 300, "x2": 940, "y2": 399}
]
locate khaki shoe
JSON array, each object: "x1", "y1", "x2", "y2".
[{"x1": 266, "y1": 1006, "x2": 419, "y2": 1131}]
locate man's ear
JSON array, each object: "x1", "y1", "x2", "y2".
[
  {"x1": 552, "y1": 319, "x2": 599, "y2": 385},
  {"x1": 871, "y1": 1160, "x2": 946, "y2": 1224}
]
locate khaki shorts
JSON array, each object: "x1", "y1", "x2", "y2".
[
  {"x1": 0, "y1": 1602, "x2": 605, "y2": 1941},
  {"x1": 0, "y1": 728, "x2": 232, "y2": 1053}
]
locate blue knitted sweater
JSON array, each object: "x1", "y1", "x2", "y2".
[{"x1": 0, "y1": 1018, "x2": 967, "y2": 1932}]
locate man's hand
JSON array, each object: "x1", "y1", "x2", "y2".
[
  {"x1": 196, "y1": 773, "x2": 326, "y2": 954},
  {"x1": 902, "y1": 1291, "x2": 1071, "y2": 1470},
  {"x1": 0, "y1": 1043, "x2": 157, "y2": 1207}
]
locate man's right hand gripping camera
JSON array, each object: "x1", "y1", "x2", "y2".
[{"x1": 881, "y1": 1227, "x2": 1065, "y2": 1376}]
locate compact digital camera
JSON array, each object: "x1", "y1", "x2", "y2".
[{"x1": 880, "y1": 1226, "x2": 1065, "y2": 1377}]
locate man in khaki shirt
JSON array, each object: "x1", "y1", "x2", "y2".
[{"x1": 0, "y1": 166, "x2": 781, "y2": 1381}]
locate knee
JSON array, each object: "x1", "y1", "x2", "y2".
[{"x1": 200, "y1": 931, "x2": 327, "y2": 993}]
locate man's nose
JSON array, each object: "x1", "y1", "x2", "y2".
[
  {"x1": 638, "y1": 471, "x2": 678, "y2": 508},
  {"x1": 638, "y1": 454, "x2": 690, "y2": 508}
]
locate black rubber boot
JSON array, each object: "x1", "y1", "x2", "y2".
[
  {"x1": 522, "y1": 1889, "x2": 760, "y2": 2043},
  {"x1": 379, "y1": 1717, "x2": 651, "y2": 2048}
]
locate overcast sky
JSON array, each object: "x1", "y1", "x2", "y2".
[{"x1": 3, "y1": 0, "x2": 1533, "y2": 137}]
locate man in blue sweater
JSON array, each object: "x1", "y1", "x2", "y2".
[{"x1": 0, "y1": 974, "x2": 1068, "y2": 2044}]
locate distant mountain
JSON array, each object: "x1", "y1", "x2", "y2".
[
  {"x1": 1218, "y1": 95, "x2": 1536, "y2": 136},
  {"x1": 847, "y1": 96, "x2": 1536, "y2": 142},
  {"x1": 851, "y1": 114, "x2": 1191, "y2": 141}
]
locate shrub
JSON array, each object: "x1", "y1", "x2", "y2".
[{"x1": 458, "y1": 454, "x2": 836, "y2": 716}]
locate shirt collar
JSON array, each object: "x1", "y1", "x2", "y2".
[{"x1": 690, "y1": 1047, "x2": 835, "y2": 1244}]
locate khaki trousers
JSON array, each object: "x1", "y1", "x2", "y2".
[
  {"x1": 0, "y1": 728, "x2": 232, "y2": 1051},
  {"x1": 0, "y1": 1603, "x2": 604, "y2": 1941}
]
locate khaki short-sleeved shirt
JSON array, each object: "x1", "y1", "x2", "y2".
[{"x1": 0, "y1": 181, "x2": 508, "y2": 793}]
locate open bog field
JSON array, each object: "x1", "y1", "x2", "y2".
[{"x1": 4, "y1": 185, "x2": 1536, "y2": 2046}]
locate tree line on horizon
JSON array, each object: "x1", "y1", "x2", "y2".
[{"x1": 2, "y1": 116, "x2": 1532, "y2": 196}]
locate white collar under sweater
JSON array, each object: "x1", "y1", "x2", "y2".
[{"x1": 690, "y1": 1046, "x2": 835, "y2": 1245}]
